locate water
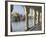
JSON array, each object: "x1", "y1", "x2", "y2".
[{"x1": 11, "y1": 19, "x2": 34, "y2": 32}]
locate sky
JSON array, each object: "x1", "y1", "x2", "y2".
[
  {"x1": 12, "y1": 5, "x2": 33, "y2": 16},
  {"x1": 13, "y1": 5, "x2": 25, "y2": 16}
]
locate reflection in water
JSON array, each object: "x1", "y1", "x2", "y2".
[{"x1": 12, "y1": 19, "x2": 33, "y2": 32}]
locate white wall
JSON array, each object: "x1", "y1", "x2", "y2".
[{"x1": 0, "y1": 0, "x2": 46, "y2": 37}]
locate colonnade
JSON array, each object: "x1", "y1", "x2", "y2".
[{"x1": 24, "y1": 6, "x2": 41, "y2": 31}]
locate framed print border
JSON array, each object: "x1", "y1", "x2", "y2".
[{"x1": 5, "y1": 1, "x2": 45, "y2": 36}]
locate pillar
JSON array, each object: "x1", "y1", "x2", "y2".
[
  {"x1": 24, "y1": 6, "x2": 29, "y2": 31},
  {"x1": 36, "y1": 10, "x2": 39, "y2": 25},
  {"x1": 33, "y1": 8, "x2": 35, "y2": 26}
]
